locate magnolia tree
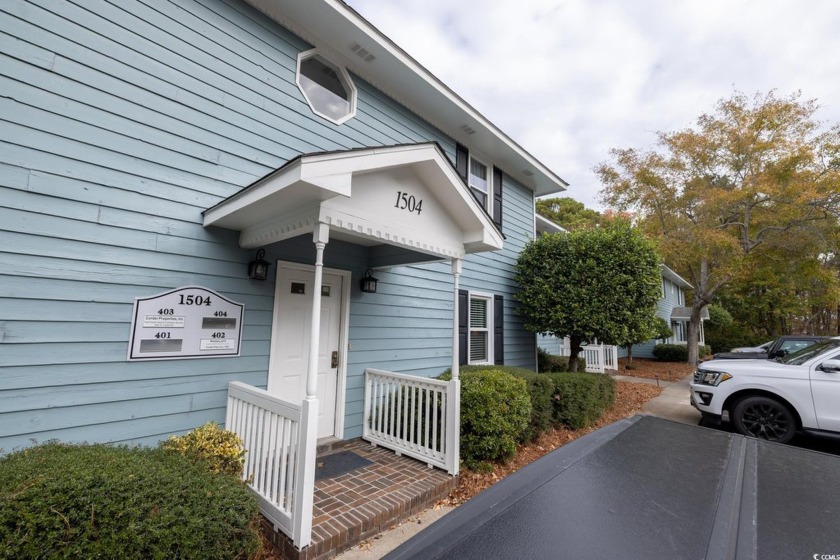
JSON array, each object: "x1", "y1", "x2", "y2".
[
  {"x1": 515, "y1": 223, "x2": 662, "y2": 372},
  {"x1": 598, "y1": 91, "x2": 840, "y2": 364}
]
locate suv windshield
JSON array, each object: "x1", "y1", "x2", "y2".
[{"x1": 780, "y1": 339, "x2": 840, "y2": 365}]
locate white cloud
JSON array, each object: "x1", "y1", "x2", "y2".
[{"x1": 347, "y1": 0, "x2": 840, "y2": 208}]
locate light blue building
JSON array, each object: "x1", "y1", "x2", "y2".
[
  {"x1": 0, "y1": 0, "x2": 568, "y2": 463},
  {"x1": 623, "y1": 264, "x2": 708, "y2": 359}
]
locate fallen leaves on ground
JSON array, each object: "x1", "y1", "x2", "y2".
[
  {"x1": 438, "y1": 380, "x2": 664, "y2": 506},
  {"x1": 617, "y1": 357, "x2": 696, "y2": 382}
]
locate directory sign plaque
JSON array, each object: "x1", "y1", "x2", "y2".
[{"x1": 127, "y1": 286, "x2": 244, "y2": 361}]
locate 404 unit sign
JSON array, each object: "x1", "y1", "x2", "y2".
[{"x1": 127, "y1": 286, "x2": 244, "y2": 360}]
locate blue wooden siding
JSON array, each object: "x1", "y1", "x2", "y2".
[
  {"x1": 0, "y1": 0, "x2": 538, "y2": 450},
  {"x1": 616, "y1": 276, "x2": 684, "y2": 359}
]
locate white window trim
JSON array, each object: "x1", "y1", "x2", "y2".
[
  {"x1": 295, "y1": 49, "x2": 357, "y2": 125},
  {"x1": 467, "y1": 291, "x2": 494, "y2": 365},
  {"x1": 468, "y1": 153, "x2": 492, "y2": 215},
  {"x1": 661, "y1": 278, "x2": 666, "y2": 298}
]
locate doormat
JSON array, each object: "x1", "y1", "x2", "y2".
[{"x1": 315, "y1": 450, "x2": 374, "y2": 481}]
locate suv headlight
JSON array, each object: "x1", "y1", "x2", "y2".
[{"x1": 693, "y1": 370, "x2": 732, "y2": 386}]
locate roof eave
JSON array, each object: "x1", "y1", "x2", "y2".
[{"x1": 244, "y1": 0, "x2": 568, "y2": 195}]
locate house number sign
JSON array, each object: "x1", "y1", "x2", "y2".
[
  {"x1": 127, "y1": 286, "x2": 244, "y2": 361},
  {"x1": 394, "y1": 191, "x2": 423, "y2": 214}
]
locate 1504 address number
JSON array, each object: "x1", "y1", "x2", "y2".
[{"x1": 394, "y1": 191, "x2": 423, "y2": 215}]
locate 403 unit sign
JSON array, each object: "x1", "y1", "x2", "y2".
[{"x1": 127, "y1": 286, "x2": 244, "y2": 360}]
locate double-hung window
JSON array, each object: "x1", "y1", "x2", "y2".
[
  {"x1": 468, "y1": 158, "x2": 489, "y2": 209},
  {"x1": 455, "y1": 144, "x2": 503, "y2": 228},
  {"x1": 468, "y1": 293, "x2": 492, "y2": 364},
  {"x1": 459, "y1": 290, "x2": 503, "y2": 366}
]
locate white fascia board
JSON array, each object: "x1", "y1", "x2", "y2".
[
  {"x1": 244, "y1": 0, "x2": 568, "y2": 196},
  {"x1": 203, "y1": 161, "x2": 303, "y2": 228},
  {"x1": 535, "y1": 214, "x2": 566, "y2": 234},
  {"x1": 660, "y1": 264, "x2": 693, "y2": 290}
]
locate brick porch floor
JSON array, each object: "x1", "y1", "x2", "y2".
[{"x1": 266, "y1": 439, "x2": 458, "y2": 560}]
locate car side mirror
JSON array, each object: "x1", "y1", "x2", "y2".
[
  {"x1": 770, "y1": 349, "x2": 787, "y2": 359},
  {"x1": 818, "y1": 359, "x2": 840, "y2": 373}
]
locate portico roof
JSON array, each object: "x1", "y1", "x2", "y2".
[{"x1": 203, "y1": 143, "x2": 504, "y2": 260}]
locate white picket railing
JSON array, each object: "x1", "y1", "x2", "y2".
[
  {"x1": 226, "y1": 382, "x2": 315, "y2": 549},
  {"x1": 363, "y1": 369, "x2": 457, "y2": 474},
  {"x1": 558, "y1": 339, "x2": 619, "y2": 374},
  {"x1": 604, "y1": 344, "x2": 619, "y2": 371}
]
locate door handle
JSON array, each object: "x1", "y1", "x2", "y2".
[{"x1": 331, "y1": 350, "x2": 339, "y2": 369}]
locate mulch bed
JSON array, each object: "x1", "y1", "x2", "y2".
[{"x1": 616, "y1": 357, "x2": 696, "y2": 382}]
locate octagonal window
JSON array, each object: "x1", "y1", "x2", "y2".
[{"x1": 296, "y1": 50, "x2": 357, "y2": 124}]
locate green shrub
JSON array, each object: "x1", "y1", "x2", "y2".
[
  {"x1": 442, "y1": 365, "x2": 552, "y2": 441},
  {"x1": 546, "y1": 372, "x2": 616, "y2": 430},
  {"x1": 441, "y1": 368, "x2": 531, "y2": 469},
  {"x1": 652, "y1": 343, "x2": 711, "y2": 361},
  {"x1": 536, "y1": 348, "x2": 585, "y2": 373},
  {"x1": 652, "y1": 343, "x2": 687, "y2": 361},
  {"x1": 161, "y1": 421, "x2": 246, "y2": 477},
  {"x1": 505, "y1": 371, "x2": 554, "y2": 441},
  {"x1": 0, "y1": 442, "x2": 261, "y2": 560}
]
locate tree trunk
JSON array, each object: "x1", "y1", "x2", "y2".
[
  {"x1": 568, "y1": 335, "x2": 584, "y2": 372},
  {"x1": 686, "y1": 304, "x2": 705, "y2": 365},
  {"x1": 627, "y1": 345, "x2": 634, "y2": 365}
]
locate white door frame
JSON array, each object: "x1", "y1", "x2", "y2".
[{"x1": 267, "y1": 260, "x2": 351, "y2": 440}]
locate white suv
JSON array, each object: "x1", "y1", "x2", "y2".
[{"x1": 690, "y1": 338, "x2": 840, "y2": 443}]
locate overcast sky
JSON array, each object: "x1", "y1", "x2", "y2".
[{"x1": 345, "y1": 0, "x2": 840, "y2": 209}]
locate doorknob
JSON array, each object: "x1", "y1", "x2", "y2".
[{"x1": 331, "y1": 351, "x2": 339, "y2": 369}]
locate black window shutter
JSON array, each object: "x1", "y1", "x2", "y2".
[
  {"x1": 492, "y1": 166, "x2": 503, "y2": 228},
  {"x1": 458, "y1": 289, "x2": 468, "y2": 365},
  {"x1": 455, "y1": 144, "x2": 469, "y2": 182},
  {"x1": 494, "y1": 294, "x2": 504, "y2": 365}
]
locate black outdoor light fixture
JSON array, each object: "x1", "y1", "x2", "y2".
[
  {"x1": 360, "y1": 268, "x2": 378, "y2": 293},
  {"x1": 248, "y1": 249, "x2": 271, "y2": 281}
]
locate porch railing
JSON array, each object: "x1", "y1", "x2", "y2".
[
  {"x1": 558, "y1": 340, "x2": 619, "y2": 374},
  {"x1": 226, "y1": 382, "x2": 315, "y2": 549},
  {"x1": 363, "y1": 368, "x2": 458, "y2": 474}
]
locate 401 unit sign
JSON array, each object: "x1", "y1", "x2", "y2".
[{"x1": 127, "y1": 286, "x2": 244, "y2": 361}]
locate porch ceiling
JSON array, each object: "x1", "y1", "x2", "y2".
[{"x1": 203, "y1": 143, "x2": 503, "y2": 259}]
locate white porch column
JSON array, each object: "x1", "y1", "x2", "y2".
[
  {"x1": 307, "y1": 222, "x2": 329, "y2": 398},
  {"x1": 451, "y1": 258, "x2": 462, "y2": 379},
  {"x1": 447, "y1": 257, "x2": 462, "y2": 475},
  {"x1": 293, "y1": 222, "x2": 329, "y2": 549}
]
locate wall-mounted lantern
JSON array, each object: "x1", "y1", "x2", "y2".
[
  {"x1": 360, "y1": 269, "x2": 378, "y2": 293},
  {"x1": 248, "y1": 249, "x2": 271, "y2": 281}
]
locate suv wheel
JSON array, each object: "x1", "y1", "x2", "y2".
[{"x1": 732, "y1": 396, "x2": 796, "y2": 444}]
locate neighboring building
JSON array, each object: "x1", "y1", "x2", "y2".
[
  {"x1": 622, "y1": 265, "x2": 708, "y2": 359},
  {"x1": 0, "y1": 0, "x2": 567, "y2": 469}
]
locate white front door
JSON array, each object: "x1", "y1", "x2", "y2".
[{"x1": 268, "y1": 264, "x2": 344, "y2": 439}]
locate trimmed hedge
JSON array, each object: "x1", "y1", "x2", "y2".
[
  {"x1": 546, "y1": 372, "x2": 616, "y2": 430},
  {"x1": 537, "y1": 348, "x2": 585, "y2": 373},
  {"x1": 441, "y1": 368, "x2": 531, "y2": 468},
  {"x1": 0, "y1": 442, "x2": 261, "y2": 559},
  {"x1": 504, "y1": 370, "x2": 554, "y2": 441},
  {"x1": 653, "y1": 343, "x2": 711, "y2": 362},
  {"x1": 444, "y1": 365, "x2": 552, "y2": 442}
]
